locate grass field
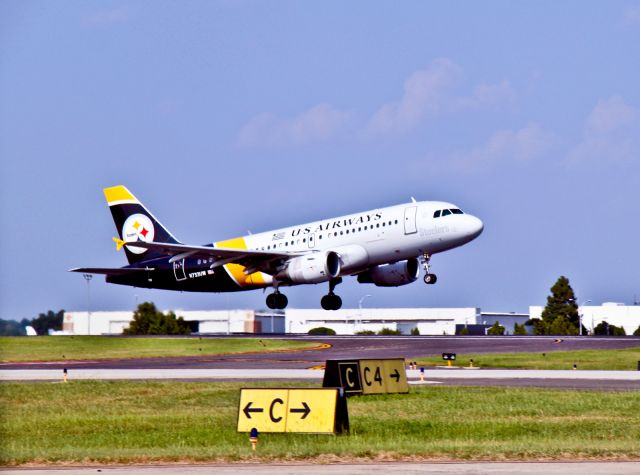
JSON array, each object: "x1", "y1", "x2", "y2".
[
  {"x1": 417, "y1": 346, "x2": 640, "y2": 371},
  {"x1": 0, "y1": 336, "x2": 320, "y2": 362},
  {"x1": 1, "y1": 381, "x2": 639, "y2": 465}
]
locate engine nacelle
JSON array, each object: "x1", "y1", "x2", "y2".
[
  {"x1": 331, "y1": 244, "x2": 369, "y2": 275},
  {"x1": 277, "y1": 251, "x2": 341, "y2": 284},
  {"x1": 357, "y1": 258, "x2": 420, "y2": 287}
]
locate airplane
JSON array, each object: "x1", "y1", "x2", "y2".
[{"x1": 71, "y1": 186, "x2": 483, "y2": 310}]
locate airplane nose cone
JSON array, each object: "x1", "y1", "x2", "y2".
[{"x1": 466, "y1": 215, "x2": 484, "y2": 240}]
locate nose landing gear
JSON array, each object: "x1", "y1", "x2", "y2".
[
  {"x1": 421, "y1": 253, "x2": 437, "y2": 285},
  {"x1": 321, "y1": 277, "x2": 343, "y2": 311}
]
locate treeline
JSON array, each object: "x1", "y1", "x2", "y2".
[{"x1": 0, "y1": 310, "x2": 64, "y2": 336}]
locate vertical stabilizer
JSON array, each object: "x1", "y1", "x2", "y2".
[{"x1": 103, "y1": 186, "x2": 180, "y2": 265}]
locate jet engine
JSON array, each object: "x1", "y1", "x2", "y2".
[
  {"x1": 330, "y1": 244, "x2": 369, "y2": 274},
  {"x1": 277, "y1": 251, "x2": 341, "y2": 284},
  {"x1": 357, "y1": 258, "x2": 420, "y2": 287}
]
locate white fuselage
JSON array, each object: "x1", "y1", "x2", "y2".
[{"x1": 218, "y1": 200, "x2": 483, "y2": 287}]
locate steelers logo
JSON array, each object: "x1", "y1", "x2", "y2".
[{"x1": 122, "y1": 214, "x2": 155, "y2": 254}]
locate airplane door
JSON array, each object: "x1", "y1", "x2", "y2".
[
  {"x1": 173, "y1": 259, "x2": 187, "y2": 281},
  {"x1": 308, "y1": 233, "x2": 316, "y2": 248},
  {"x1": 404, "y1": 206, "x2": 418, "y2": 234}
]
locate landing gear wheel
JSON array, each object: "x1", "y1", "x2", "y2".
[
  {"x1": 275, "y1": 293, "x2": 288, "y2": 309},
  {"x1": 321, "y1": 293, "x2": 342, "y2": 311},
  {"x1": 424, "y1": 273, "x2": 437, "y2": 284},
  {"x1": 266, "y1": 293, "x2": 277, "y2": 309},
  {"x1": 266, "y1": 292, "x2": 288, "y2": 309}
]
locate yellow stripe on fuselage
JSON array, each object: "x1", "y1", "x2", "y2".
[
  {"x1": 104, "y1": 185, "x2": 137, "y2": 205},
  {"x1": 216, "y1": 237, "x2": 266, "y2": 287}
]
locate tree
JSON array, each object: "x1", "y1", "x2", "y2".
[
  {"x1": 411, "y1": 327, "x2": 420, "y2": 336},
  {"x1": 0, "y1": 318, "x2": 31, "y2": 336},
  {"x1": 513, "y1": 323, "x2": 527, "y2": 335},
  {"x1": 634, "y1": 325, "x2": 640, "y2": 336},
  {"x1": 30, "y1": 310, "x2": 64, "y2": 336},
  {"x1": 539, "y1": 276, "x2": 580, "y2": 335},
  {"x1": 378, "y1": 327, "x2": 402, "y2": 335},
  {"x1": 124, "y1": 302, "x2": 190, "y2": 335},
  {"x1": 487, "y1": 321, "x2": 505, "y2": 335},
  {"x1": 593, "y1": 321, "x2": 626, "y2": 336},
  {"x1": 459, "y1": 326, "x2": 470, "y2": 335}
]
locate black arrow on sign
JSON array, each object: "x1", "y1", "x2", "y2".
[
  {"x1": 289, "y1": 402, "x2": 311, "y2": 419},
  {"x1": 243, "y1": 402, "x2": 264, "y2": 419},
  {"x1": 390, "y1": 369, "x2": 400, "y2": 382}
]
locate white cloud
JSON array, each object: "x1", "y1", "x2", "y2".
[
  {"x1": 237, "y1": 58, "x2": 517, "y2": 147},
  {"x1": 624, "y1": 6, "x2": 640, "y2": 25},
  {"x1": 568, "y1": 96, "x2": 639, "y2": 164},
  {"x1": 456, "y1": 80, "x2": 516, "y2": 110},
  {"x1": 365, "y1": 58, "x2": 461, "y2": 135},
  {"x1": 236, "y1": 103, "x2": 353, "y2": 148},
  {"x1": 81, "y1": 7, "x2": 131, "y2": 27},
  {"x1": 428, "y1": 123, "x2": 552, "y2": 172}
]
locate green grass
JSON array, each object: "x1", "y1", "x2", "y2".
[
  {"x1": 416, "y1": 346, "x2": 640, "y2": 371},
  {"x1": 1, "y1": 381, "x2": 639, "y2": 465},
  {"x1": 0, "y1": 336, "x2": 320, "y2": 362}
]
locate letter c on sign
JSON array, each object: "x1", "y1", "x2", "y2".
[
  {"x1": 363, "y1": 366, "x2": 372, "y2": 386},
  {"x1": 345, "y1": 367, "x2": 354, "y2": 387},
  {"x1": 269, "y1": 398, "x2": 284, "y2": 423}
]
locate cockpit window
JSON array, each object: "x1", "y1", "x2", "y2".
[
  {"x1": 433, "y1": 210, "x2": 441, "y2": 218},
  {"x1": 442, "y1": 209, "x2": 452, "y2": 216},
  {"x1": 450, "y1": 208, "x2": 464, "y2": 214}
]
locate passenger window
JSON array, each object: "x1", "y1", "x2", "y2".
[
  {"x1": 433, "y1": 210, "x2": 441, "y2": 218},
  {"x1": 442, "y1": 209, "x2": 451, "y2": 216}
]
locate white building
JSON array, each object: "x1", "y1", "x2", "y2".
[
  {"x1": 529, "y1": 303, "x2": 640, "y2": 335},
  {"x1": 63, "y1": 307, "x2": 479, "y2": 336},
  {"x1": 285, "y1": 308, "x2": 478, "y2": 335},
  {"x1": 63, "y1": 310, "x2": 267, "y2": 335}
]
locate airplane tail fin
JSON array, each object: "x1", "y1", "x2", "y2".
[{"x1": 103, "y1": 185, "x2": 180, "y2": 265}]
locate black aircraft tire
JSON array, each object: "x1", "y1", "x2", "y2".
[
  {"x1": 424, "y1": 273, "x2": 438, "y2": 285},
  {"x1": 321, "y1": 295, "x2": 332, "y2": 311},
  {"x1": 331, "y1": 294, "x2": 342, "y2": 310},
  {"x1": 266, "y1": 293, "x2": 277, "y2": 309},
  {"x1": 276, "y1": 293, "x2": 288, "y2": 309}
]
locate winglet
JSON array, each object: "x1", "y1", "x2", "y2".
[{"x1": 112, "y1": 237, "x2": 126, "y2": 251}]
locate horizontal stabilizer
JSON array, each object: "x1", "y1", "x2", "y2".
[{"x1": 68, "y1": 267, "x2": 154, "y2": 276}]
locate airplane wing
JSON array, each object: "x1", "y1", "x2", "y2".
[
  {"x1": 123, "y1": 241, "x2": 299, "y2": 260},
  {"x1": 69, "y1": 267, "x2": 154, "y2": 275},
  {"x1": 119, "y1": 241, "x2": 305, "y2": 274}
]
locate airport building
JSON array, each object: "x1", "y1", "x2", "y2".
[{"x1": 62, "y1": 302, "x2": 640, "y2": 336}]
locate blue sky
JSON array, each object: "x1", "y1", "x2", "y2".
[{"x1": 2, "y1": 1, "x2": 640, "y2": 320}]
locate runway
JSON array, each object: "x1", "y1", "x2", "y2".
[
  {"x1": 2, "y1": 336, "x2": 639, "y2": 390},
  {"x1": 2, "y1": 335, "x2": 639, "y2": 370},
  {"x1": 3, "y1": 462, "x2": 640, "y2": 475}
]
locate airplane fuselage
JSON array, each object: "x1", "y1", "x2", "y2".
[{"x1": 107, "y1": 200, "x2": 483, "y2": 293}]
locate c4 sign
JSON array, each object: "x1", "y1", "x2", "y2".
[
  {"x1": 237, "y1": 388, "x2": 349, "y2": 434},
  {"x1": 323, "y1": 358, "x2": 409, "y2": 395}
]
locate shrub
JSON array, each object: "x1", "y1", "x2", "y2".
[
  {"x1": 308, "y1": 327, "x2": 336, "y2": 335},
  {"x1": 377, "y1": 327, "x2": 401, "y2": 335},
  {"x1": 355, "y1": 330, "x2": 375, "y2": 335}
]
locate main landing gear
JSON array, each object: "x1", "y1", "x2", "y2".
[
  {"x1": 421, "y1": 253, "x2": 437, "y2": 285},
  {"x1": 321, "y1": 277, "x2": 342, "y2": 311},
  {"x1": 266, "y1": 290, "x2": 288, "y2": 310}
]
